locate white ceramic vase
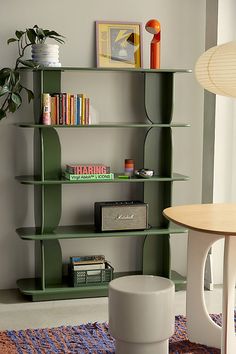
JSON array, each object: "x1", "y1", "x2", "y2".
[{"x1": 31, "y1": 44, "x2": 61, "y2": 67}]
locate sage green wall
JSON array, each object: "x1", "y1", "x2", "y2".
[{"x1": 0, "y1": 0, "x2": 206, "y2": 289}]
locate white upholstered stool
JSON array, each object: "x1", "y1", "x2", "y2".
[{"x1": 108, "y1": 275, "x2": 175, "y2": 354}]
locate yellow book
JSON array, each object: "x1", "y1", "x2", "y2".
[
  {"x1": 50, "y1": 96, "x2": 57, "y2": 125},
  {"x1": 70, "y1": 95, "x2": 74, "y2": 125}
]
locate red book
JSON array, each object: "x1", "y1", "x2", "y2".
[{"x1": 66, "y1": 164, "x2": 110, "y2": 174}]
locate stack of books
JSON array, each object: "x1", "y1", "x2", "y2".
[
  {"x1": 64, "y1": 163, "x2": 114, "y2": 181},
  {"x1": 42, "y1": 92, "x2": 91, "y2": 125},
  {"x1": 70, "y1": 255, "x2": 106, "y2": 276}
]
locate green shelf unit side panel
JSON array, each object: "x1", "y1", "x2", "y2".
[
  {"x1": 35, "y1": 240, "x2": 62, "y2": 288},
  {"x1": 34, "y1": 240, "x2": 45, "y2": 290},
  {"x1": 144, "y1": 182, "x2": 172, "y2": 227},
  {"x1": 34, "y1": 128, "x2": 61, "y2": 233},
  {"x1": 144, "y1": 127, "x2": 172, "y2": 177},
  {"x1": 43, "y1": 240, "x2": 62, "y2": 286},
  {"x1": 143, "y1": 127, "x2": 173, "y2": 227},
  {"x1": 33, "y1": 70, "x2": 61, "y2": 124},
  {"x1": 142, "y1": 234, "x2": 171, "y2": 277},
  {"x1": 144, "y1": 72, "x2": 173, "y2": 124}
]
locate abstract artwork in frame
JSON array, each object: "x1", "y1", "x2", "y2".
[{"x1": 96, "y1": 21, "x2": 143, "y2": 68}]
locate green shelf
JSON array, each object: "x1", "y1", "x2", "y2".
[
  {"x1": 16, "y1": 65, "x2": 191, "y2": 301},
  {"x1": 17, "y1": 271, "x2": 141, "y2": 301},
  {"x1": 19, "y1": 66, "x2": 192, "y2": 73},
  {"x1": 15, "y1": 173, "x2": 189, "y2": 185},
  {"x1": 17, "y1": 122, "x2": 190, "y2": 128},
  {"x1": 16, "y1": 224, "x2": 187, "y2": 241},
  {"x1": 17, "y1": 268, "x2": 185, "y2": 301}
]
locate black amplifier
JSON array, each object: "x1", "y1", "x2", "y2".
[{"x1": 94, "y1": 201, "x2": 148, "y2": 232}]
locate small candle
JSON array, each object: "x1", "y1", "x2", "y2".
[{"x1": 124, "y1": 159, "x2": 134, "y2": 176}]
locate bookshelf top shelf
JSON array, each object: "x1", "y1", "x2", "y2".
[
  {"x1": 17, "y1": 122, "x2": 190, "y2": 128},
  {"x1": 19, "y1": 66, "x2": 192, "y2": 74}
]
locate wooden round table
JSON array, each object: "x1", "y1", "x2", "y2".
[{"x1": 163, "y1": 203, "x2": 236, "y2": 354}]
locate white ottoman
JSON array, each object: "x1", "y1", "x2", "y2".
[{"x1": 108, "y1": 275, "x2": 175, "y2": 354}]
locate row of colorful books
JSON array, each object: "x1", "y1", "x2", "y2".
[
  {"x1": 64, "y1": 163, "x2": 114, "y2": 181},
  {"x1": 42, "y1": 92, "x2": 90, "y2": 125}
]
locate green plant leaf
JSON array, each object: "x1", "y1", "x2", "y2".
[
  {"x1": 15, "y1": 30, "x2": 24, "y2": 39},
  {"x1": 26, "y1": 29, "x2": 36, "y2": 44},
  {"x1": 35, "y1": 27, "x2": 45, "y2": 39},
  {"x1": 49, "y1": 36, "x2": 65, "y2": 44},
  {"x1": 7, "y1": 38, "x2": 18, "y2": 45},
  {"x1": 0, "y1": 109, "x2": 6, "y2": 120},
  {"x1": 8, "y1": 100, "x2": 17, "y2": 113},
  {"x1": 18, "y1": 59, "x2": 39, "y2": 68},
  {"x1": 0, "y1": 85, "x2": 10, "y2": 97},
  {"x1": 11, "y1": 93, "x2": 22, "y2": 107}
]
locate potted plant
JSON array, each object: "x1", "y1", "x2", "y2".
[{"x1": 0, "y1": 25, "x2": 65, "y2": 120}]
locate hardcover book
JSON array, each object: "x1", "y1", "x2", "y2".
[
  {"x1": 70, "y1": 255, "x2": 105, "y2": 265},
  {"x1": 72, "y1": 263, "x2": 105, "y2": 271},
  {"x1": 66, "y1": 164, "x2": 110, "y2": 174},
  {"x1": 64, "y1": 172, "x2": 114, "y2": 181}
]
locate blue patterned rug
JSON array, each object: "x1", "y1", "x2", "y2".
[{"x1": 0, "y1": 313, "x2": 233, "y2": 353}]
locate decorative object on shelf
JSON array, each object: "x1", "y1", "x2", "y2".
[
  {"x1": 135, "y1": 168, "x2": 154, "y2": 178},
  {"x1": 32, "y1": 44, "x2": 61, "y2": 67},
  {"x1": 70, "y1": 254, "x2": 113, "y2": 287},
  {"x1": 94, "y1": 201, "x2": 149, "y2": 232},
  {"x1": 96, "y1": 21, "x2": 142, "y2": 68},
  {"x1": 145, "y1": 19, "x2": 161, "y2": 69},
  {"x1": 195, "y1": 41, "x2": 236, "y2": 97},
  {"x1": 124, "y1": 158, "x2": 134, "y2": 176},
  {"x1": 0, "y1": 25, "x2": 65, "y2": 120}
]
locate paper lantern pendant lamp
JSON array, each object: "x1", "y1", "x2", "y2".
[{"x1": 195, "y1": 41, "x2": 236, "y2": 97}]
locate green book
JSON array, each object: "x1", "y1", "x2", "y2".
[{"x1": 64, "y1": 172, "x2": 114, "y2": 181}]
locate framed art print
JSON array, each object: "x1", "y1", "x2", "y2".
[{"x1": 96, "y1": 21, "x2": 143, "y2": 68}]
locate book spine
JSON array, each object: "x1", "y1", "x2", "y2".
[
  {"x1": 74, "y1": 94, "x2": 77, "y2": 125},
  {"x1": 73, "y1": 263, "x2": 105, "y2": 271},
  {"x1": 64, "y1": 172, "x2": 114, "y2": 181},
  {"x1": 78, "y1": 94, "x2": 85, "y2": 125},
  {"x1": 70, "y1": 95, "x2": 75, "y2": 125},
  {"x1": 71, "y1": 255, "x2": 105, "y2": 264},
  {"x1": 52, "y1": 94, "x2": 60, "y2": 125},
  {"x1": 62, "y1": 93, "x2": 67, "y2": 125},
  {"x1": 59, "y1": 94, "x2": 63, "y2": 125},
  {"x1": 76, "y1": 95, "x2": 81, "y2": 125},
  {"x1": 50, "y1": 96, "x2": 57, "y2": 125},
  {"x1": 66, "y1": 94, "x2": 70, "y2": 125},
  {"x1": 85, "y1": 97, "x2": 90, "y2": 125},
  {"x1": 42, "y1": 93, "x2": 51, "y2": 125}
]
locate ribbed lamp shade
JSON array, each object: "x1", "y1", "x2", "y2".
[{"x1": 195, "y1": 41, "x2": 236, "y2": 97}]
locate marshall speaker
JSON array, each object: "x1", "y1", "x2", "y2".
[{"x1": 94, "y1": 201, "x2": 149, "y2": 232}]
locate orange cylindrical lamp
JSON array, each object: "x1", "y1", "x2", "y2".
[{"x1": 145, "y1": 19, "x2": 161, "y2": 69}]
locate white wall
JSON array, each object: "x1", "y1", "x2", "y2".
[{"x1": 0, "y1": 0, "x2": 206, "y2": 289}]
